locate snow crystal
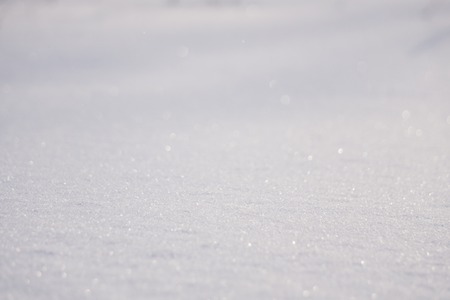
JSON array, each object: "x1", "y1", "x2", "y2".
[
  {"x1": 402, "y1": 110, "x2": 411, "y2": 120},
  {"x1": 280, "y1": 94, "x2": 291, "y2": 105},
  {"x1": 269, "y1": 79, "x2": 277, "y2": 89}
]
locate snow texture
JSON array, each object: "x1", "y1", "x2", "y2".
[{"x1": 1, "y1": 0, "x2": 450, "y2": 299}]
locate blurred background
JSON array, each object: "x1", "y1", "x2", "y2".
[{"x1": 1, "y1": 0, "x2": 449, "y2": 117}]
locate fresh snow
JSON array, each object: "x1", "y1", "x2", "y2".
[{"x1": 1, "y1": 0, "x2": 450, "y2": 299}]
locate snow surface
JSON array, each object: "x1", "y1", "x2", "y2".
[{"x1": 1, "y1": 0, "x2": 450, "y2": 299}]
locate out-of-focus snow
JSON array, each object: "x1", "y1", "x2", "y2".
[{"x1": 1, "y1": 0, "x2": 449, "y2": 299}]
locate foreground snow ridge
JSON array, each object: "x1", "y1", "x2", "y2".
[{"x1": 1, "y1": 0, "x2": 449, "y2": 299}]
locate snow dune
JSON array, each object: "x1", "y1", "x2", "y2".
[{"x1": 1, "y1": 0, "x2": 449, "y2": 299}]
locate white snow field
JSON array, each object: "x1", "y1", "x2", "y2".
[{"x1": 1, "y1": 0, "x2": 450, "y2": 299}]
